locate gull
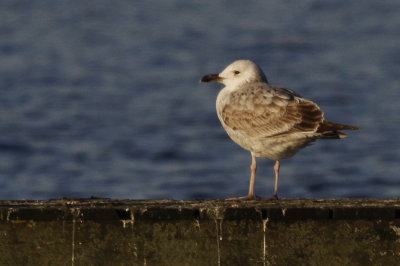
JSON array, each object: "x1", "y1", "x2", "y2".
[{"x1": 200, "y1": 59, "x2": 359, "y2": 200}]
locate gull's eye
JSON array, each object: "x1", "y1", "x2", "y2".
[{"x1": 233, "y1": 70, "x2": 240, "y2": 75}]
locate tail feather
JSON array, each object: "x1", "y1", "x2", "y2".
[{"x1": 317, "y1": 120, "x2": 360, "y2": 139}]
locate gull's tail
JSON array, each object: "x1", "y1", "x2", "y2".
[{"x1": 317, "y1": 121, "x2": 360, "y2": 139}]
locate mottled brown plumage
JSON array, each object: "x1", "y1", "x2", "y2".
[{"x1": 201, "y1": 60, "x2": 359, "y2": 200}]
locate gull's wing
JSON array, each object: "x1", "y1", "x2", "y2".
[{"x1": 220, "y1": 83, "x2": 324, "y2": 138}]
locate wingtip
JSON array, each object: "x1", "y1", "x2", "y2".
[
  {"x1": 345, "y1": 125, "x2": 361, "y2": 130},
  {"x1": 338, "y1": 132, "x2": 348, "y2": 139}
]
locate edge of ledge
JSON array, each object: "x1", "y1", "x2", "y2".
[{"x1": 1, "y1": 198, "x2": 400, "y2": 221}]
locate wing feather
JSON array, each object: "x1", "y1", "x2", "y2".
[{"x1": 220, "y1": 84, "x2": 324, "y2": 138}]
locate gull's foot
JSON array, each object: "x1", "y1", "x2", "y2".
[
  {"x1": 225, "y1": 194, "x2": 263, "y2": 201},
  {"x1": 261, "y1": 194, "x2": 279, "y2": 201}
]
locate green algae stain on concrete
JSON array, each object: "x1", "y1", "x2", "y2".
[
  {"x1": 263, "y1": 220, "x2": 400, "y2": 266},
  {"x1": 1, "y1": 199, "x2": 400, "y2": 265},
  {"x1": 0, "y1": 220, "x2": 73, "y2": 266}
]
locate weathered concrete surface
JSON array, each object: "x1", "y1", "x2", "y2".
[{"x1": 1, "y1": 198, "x2": 400, "y2": 265}]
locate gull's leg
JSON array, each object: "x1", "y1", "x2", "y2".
[
  {"x1": 226, "y1": 153, "x2": 260, "y2": 200},
  {"x1": 247, "y1": 153, "x2": 257, "y2": 198},
  {"x1": 272, "y1": 160, "x2": 280, "y2": 200}
]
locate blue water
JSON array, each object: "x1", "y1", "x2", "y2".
[{"x1": 1, "y1": 1, "x2": 399, "y2": 200}]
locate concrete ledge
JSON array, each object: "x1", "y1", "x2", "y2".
[{"x1": 1, "y1": 198, "x2": 400, "y2": 265}]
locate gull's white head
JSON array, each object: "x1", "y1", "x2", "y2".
[{"x1": 201, "y1": 60, "x2": 268, "y2": 87}]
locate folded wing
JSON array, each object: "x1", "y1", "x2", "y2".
[{"x1": 220, "y1": 84, "x2": 324, "y2": 138}]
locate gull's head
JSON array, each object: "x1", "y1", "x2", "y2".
[{"x1": 200, "y1": 60, "x2": 268, "y2": 87}]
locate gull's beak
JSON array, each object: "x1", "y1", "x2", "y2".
[{"x1": 200, "y1": 73, "x2": 222, "y2": 83}]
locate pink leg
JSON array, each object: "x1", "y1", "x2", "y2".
[
  {"x1": 247, "y1": 153, "x2": 257, "y2": 198},
  {"x1": 226, "y1": 153, "x2": 260, "y2": 200},
  {"x1": 272, "y1": 160, "x2": 280, "y2": 200}
]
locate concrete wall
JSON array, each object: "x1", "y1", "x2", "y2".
[{"x1": 1, "y1": 199, "x2": 400, "y2": 265}]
